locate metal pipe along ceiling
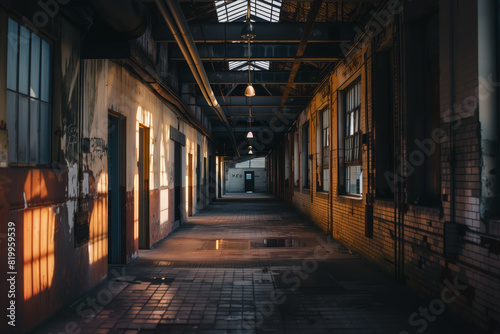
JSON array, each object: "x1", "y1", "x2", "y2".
[{"x1": 155, "y1": 0, "x2": 240, "y2": 158}]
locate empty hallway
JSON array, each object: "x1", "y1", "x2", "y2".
[
  {"x1": 36, "y1": 194, "x2": 477, "y2": 334},
  {"x1": 1, "y1": 0, "x2": 499, "y2": 333}
]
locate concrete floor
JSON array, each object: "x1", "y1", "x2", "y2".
[{"x1": 36, "y1": 194, "x2": 480, "y2": 334}]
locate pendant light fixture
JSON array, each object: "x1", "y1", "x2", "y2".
[
  {"x1": 246, "y1": 103, "x2": 254, "y2": 139},
  {"x1": 243, "y1": 0, "x2": 255, "y2": 97}
]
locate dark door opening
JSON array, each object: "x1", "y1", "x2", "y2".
[
  {"x1": 138, "y1": 126, "x2": 150, "y2": 249},
  {"x1": 174, "y1": 141, "x2": 182, "y2": 222},
  {"x1": 245, "y1": 171, "x2": 255, "y2": 193},
  {"x1": 188, "y1": 153, "x2": 193, "y2": 216},
  {"x1": 108, "y1": 113, "x2": 126, "y2": 263}
]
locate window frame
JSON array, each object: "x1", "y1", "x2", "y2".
[
  {"x1": 302, "y1": 121, "x2": 310, "y2": 190},
  {"x1": 5, "y1": 16, "x2": 53, "y2": 166},
  {"x1": 293, "y1": 130, "x2": 299, "y2": 188},
  {"x1": 316, "y1": 107, "x2": 330, "y2": 192},
  {"x1": 338, "y1": 79, "x2": 363, "y2": 197}
]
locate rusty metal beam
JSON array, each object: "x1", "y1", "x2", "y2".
[{"x1": 278, "y1": 0, "x2": 324, "y2": 113}]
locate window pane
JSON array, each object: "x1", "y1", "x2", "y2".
[
  {"x1": 30, "y1": 99, "x2": 40, "y2": 163},
  {"x1": 323, "y1": 169, "x2": 329, "y2": 192},
  {"x1": 30, "y1": 33, "x2": 41, "y2": 98},
  {"x1": 41, "y1": 40, "x2": 51, "y2": 102},
  {"x1": 18, "y1": 96, "x2": 29, "y2": 163},
  {"x1": 7, "y1": 19, "x2": 19, "y2": 91},
  {"x1": 346, "y1": 165, "x2": 362, "y2": 194},
  {"x1": 18, "y1": 26, "x2": 30, "y2": 95},
  {"x1": 6, "y1": 91, "x2": 18, "y2": 163},
  {"x1": 40, "y1": 103, "x2": 51, "y2": 164}
]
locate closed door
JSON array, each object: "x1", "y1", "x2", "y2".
[
  {"x1": 245, "y1": 171, "x2": 255, "y2": 192},
  {"x1": 174, "y1": 141, "x2": 182, "y2": 221},
  {"x1": 138, "y1": 126, "x2": 150, "y2": 249},
  {"x1": 188, "y1": 153, "x2": 193, "y2": 216},
  {"x1": 108, "y1": 114, "x2": 125, "y2": 263}
]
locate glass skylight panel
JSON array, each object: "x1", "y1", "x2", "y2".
[
  {"x1": 215, "y1": 0, "x2": 282, "y2": 23},
  {"x1": 215, "y1": 0, "x2": 280, "y2": 72},
  {"x1": 228, "y1": 61, "x2": 270, "y2": 71}
]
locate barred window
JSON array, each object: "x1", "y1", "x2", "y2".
[
  {"x1": 6, "y1": 18, "x2": 52, "y2": 165},
  {"x1": 302, "y1": 122, "x2": 310, "y2": 189},
  {"x1": 344, "y1": 82, "x2": 361, "y2": 163},
  {"x1": 339, "y1": 81, "x2": 362, "y2": 196},
  {"x1": 317, "y1": 108, "x2": 330, "y2": 192}
]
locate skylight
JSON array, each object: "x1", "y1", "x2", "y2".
[
  {"x1": 228, "y1": 60, "x2": 270, "y2": 71},
  {"x1": 215, "y1": 0, "x2": 282, "y2": 23},
  {"x1": 215, "y1": 0, "x2": 282, "y2": 72}
]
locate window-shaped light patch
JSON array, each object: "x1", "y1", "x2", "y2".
[
  {"x1": 215, "y1": 0, "x2": 282, "y2": 23},
  {"x1": 228, "y1": 60, "x2": 270, "y2": 71}
]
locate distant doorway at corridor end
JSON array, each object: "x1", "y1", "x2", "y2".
[{"x1": 224, "y1": 157, "x2": 267, "y2": 193}]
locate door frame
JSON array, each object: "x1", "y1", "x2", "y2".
[
  {"x1": 107, "y1": 111, "x2": 126, "y2": 263},
  {"x1": 138, "y1": 124, "x2": 150, "y2": 249},
  {"x1": 245, "y1": 171, "x2": 255, "y2": 193}
]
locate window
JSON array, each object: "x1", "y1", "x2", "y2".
[
  {"x1": 293, "y1": 131, "x2": 299, "y2": 188},
  {"x1": 302, "y1": 122, "x2": 310, "y2": 189},
  {"x1": 316, "y1": 108, "x2": 330, "y2": 192},
  {"x1": 284, "y1": 136, "x2": 290, "y2": 185},
  {"x1": 339, "y1": 81, "x2": 362, "y2": 196},
  {"x1": 6, "y1": 18, "x2": 51, "y2": 165}
]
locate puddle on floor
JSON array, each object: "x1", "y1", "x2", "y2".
[{"x1": 203, "y1": 238, "x2": 306, "y2": 250}]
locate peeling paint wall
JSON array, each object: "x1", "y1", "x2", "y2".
[{"x1": 0, "y1": 4, "x2": 215, "y2": 333}]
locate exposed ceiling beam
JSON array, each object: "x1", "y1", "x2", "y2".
[
  {"x1": 169, "y1": 43, "x2": 343, "y2": 61},
  {"x1": 197, "y1": 96, "x2": 312, "y2": 106},
  {"x1": 278, "y1": 0, "x2": 324, "y2": 113},
  {"x1": 172, "y1": 57, "x2": 337, "y2": 62},
  {"x1": 143, "y1": 0, "x2": 374, "y2": 3},
  {"x1": 180, "y1": 71, "x2": 323, "y2": 84},
  {"x1": 203, "y1": 105, "x2": 303, "y2": 114},
  {"x1": 153, "y1": 22, "x2": 356, "y2": 43}
]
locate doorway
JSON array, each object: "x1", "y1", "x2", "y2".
[
  {"x1": 174, "y1": 141, "x2": 182, "y2": 222},
  {"x1": 245, "y1": 171, "x2": 255, "y2": 193},
  {"x1": 188, "y1": 153, "x2": 193, "y2": 216},
  {"x1": 107, "y1": 113, "x2": 126, "y2": 263},
  {"x1": 138, "y1": 125, "x2": 150, "y2": 249}
]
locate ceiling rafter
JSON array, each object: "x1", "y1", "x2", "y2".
[{"x1": 277, "y1": 0, "x2": 323, "y2": 114}]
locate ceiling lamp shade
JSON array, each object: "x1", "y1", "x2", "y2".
[
  {"x1": 248, "y1": 149, "x2": 254, "y2": 155},
  {"x1": 246, "y1": 131, "x2": 254, "y2": 139},
  {"x1": 244, "y1": 84, "x2": 255, "y2": 97},
  {"x1": 241, "y1": 21, "x2": 256, "y2": 40}
]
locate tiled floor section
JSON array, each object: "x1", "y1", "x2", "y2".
[{"x1": 36, "y1": 194, "x2": 480, "y2": 334}]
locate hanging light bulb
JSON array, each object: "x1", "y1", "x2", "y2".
[
  {"x1": 248, "y1": 145, "x2": 253, "y2": 150},
  {"x1": 246, "y1": 103, "x2": 253, "y2": 138},
  {"x1": 242, "y1": 0, "x2": 256, "y2": 98},
  {"x1": 244, "y1": 84, "x2": 255, "y2": 97}
]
